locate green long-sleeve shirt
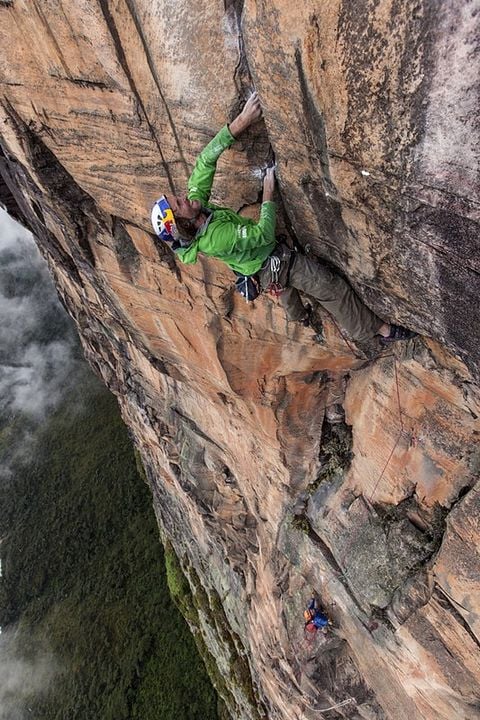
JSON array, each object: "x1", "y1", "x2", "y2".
[{"x1": 175, "y1": 125, "x2": 276, "y2": 276}]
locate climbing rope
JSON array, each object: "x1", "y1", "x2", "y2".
[
  {"x1": 368, "y1": 354, "x2": 406, "y2": 501},
  {"x1": 316, "y1": 352, "x2": 412, "y2": 586},
  {"x1": 318, "y1": 698, "x2": 355, "y2": 713},
  {"x1": 294, "y1": 349, "x2": 418, "y2": 634},
  {"x1": 291, "y1": 637, "x2": 356, "y2": 715},
  {"x1": 327, "y1": 314, "x2": 364, "y2": 359}
]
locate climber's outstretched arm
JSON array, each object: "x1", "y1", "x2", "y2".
[
  {"x1": 229, "y1": 91, "x2": 262, "y2": 137},
  {"x1": 188, "y1": 92, "x2": 262, "y2": 205}
]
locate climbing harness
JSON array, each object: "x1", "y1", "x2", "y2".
[{"x1": 233, "y1": 252, "x2": 283, "y2": 303}]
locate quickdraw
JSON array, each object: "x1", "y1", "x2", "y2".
[
  {"x1": 267, "y1": 255, "x2": 283, "y2": 297},
  {"x1": 267, "y1": 282, "x2": 283, "y2": 298}
]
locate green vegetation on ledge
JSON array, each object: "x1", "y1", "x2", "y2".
[{"x1": 164, "y1": 543, "x2": 266, "y2": 720}]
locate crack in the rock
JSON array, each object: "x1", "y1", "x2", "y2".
[
  {"x1": 224, "y1": 0, "x2": 249, "y2": 98},
  {"x1": 31, "y1": 0, "x2": 71, "y2": 77},
  {"x1": 294, "y1": 47, "x2": 336, "y2": 197},
  {"x1": 51, "y1": 75, "x2": 111, "y2": 90},
  {"x1": 97, "y1": 0, "x2": 176, "y2": 194},
  {"x1": 171, "y1": 407, "x2": 226, "y2": 453},
  {"x1": 434, "y1": 585, "x2": 480, "y2": 653},
  {"x1": 124, "y1": 0, "x2": 190, "y2": 180},
  {"x1": 293, "y1": 49, "x2": 353, "y2": 264},
  {"x1": 445, "y1": 478, "x2": 478, "y2": 515},
  {"x1": 290, "y1": 514, "x2": 368, "y2": 620},
  {"x1": 223, "y1": 1, "x2": 304, "y2": 251},
  {"x1": 2, "y1": 98, "x2": 99, "y2": 268}
]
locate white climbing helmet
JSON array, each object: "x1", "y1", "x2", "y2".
[{"x1": 151, "y1": 195, "x2": 178, "y2": 243}]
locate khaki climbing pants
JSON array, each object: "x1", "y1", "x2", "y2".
[{"x1": 258, "y1": 245, "x2": 383, "y2": 344}]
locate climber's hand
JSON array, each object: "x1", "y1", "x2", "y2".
[
  {"x1": 262, "y1": 165, "x2": 275, "y2": 202},
  {"x1": 242, "y1": 91, "x2": 262, "y2": 125},
  {"x1": 229, "y1": 91, "x2": 262, "y2": 137}
]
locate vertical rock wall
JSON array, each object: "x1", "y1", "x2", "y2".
[{"x1": 1, "y1": 1, "x2": 479, "y2": 718}]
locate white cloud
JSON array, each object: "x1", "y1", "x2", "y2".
[
  {"x1": 0, "y1": 629, "x2": 57, "y2": 720},
  {"x1": 0, "y1": 208, "x2": 80, "y2": 420}
]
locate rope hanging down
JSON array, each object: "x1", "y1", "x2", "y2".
[{"x1": 368, "y1": 354, "x2": 405, "y2": 501}]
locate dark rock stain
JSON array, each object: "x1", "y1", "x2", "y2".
[
  {"x1": 294, "y1": 47, "x2": 351, "y2": 263},
  {"x1": 3, "y1": 100, "x2": 98, "y2": 268},
  {"x1": 0, "y1": 155, "x2": 23, "y2": 220},
  {"x1": 112, "y1": 217, "x2": 140, "y2": 280},
  {"x1": 61, "y1": 76, "x2": 111, "y2": 90},
  {"x1": 294, "y1": 46, "x2": 334, "y2": 193},
  {"x1": 337, "y1": 0, "x2": 437, "y2": 174}
]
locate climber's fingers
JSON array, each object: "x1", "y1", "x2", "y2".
[{"x1": 242, "y1": 91, "x2": 262, "y2": 124}]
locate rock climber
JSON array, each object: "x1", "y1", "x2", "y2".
[
  {"x1": 304, "y1": 595, "x2": 329, "y2": 636},
  {"x1": 151, "y1": 92, "x2": 416, "y2": 347}
]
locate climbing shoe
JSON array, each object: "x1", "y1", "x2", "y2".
[
  {"x1": 380, "y1": 324, "x2": 417, "y2": 345},
  {"x1": 300, "y1": 303, "x2": 313, "y2": 327}
]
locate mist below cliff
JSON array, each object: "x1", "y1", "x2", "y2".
[
  {"x1": 0, "y1": 209, "x2": 81, "y2": 417},
  {"x1": 0, "y1": 208, "x2": 91, "y2": 480}
]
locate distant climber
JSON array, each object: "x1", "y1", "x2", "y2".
[
  {"x1": 304, "y1": 595, "x2": 329, "y2": 637},
  {"x1": 151, "y1": 92, "x2": 416, "y2": 347}
]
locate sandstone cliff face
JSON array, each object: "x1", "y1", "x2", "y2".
[{"x1": 1, "y1": 1, "x2": 479, "y2": 718}]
